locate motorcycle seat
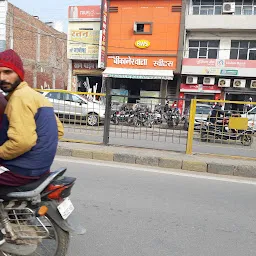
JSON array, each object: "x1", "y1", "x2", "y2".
[{"x1": 0, "y1": 168, "x2": 67, "y2": 199}]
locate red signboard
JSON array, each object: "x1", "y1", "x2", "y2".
[
  {"x1": 69, "y1": 6, "x2": 101, "y2": 20},
  {"x1": 72, "y1": 61, "x2": 98, "y2": 70},
  {"x1": 98, "y1": 0, "x2": 108, "y2": 69},
  {"x1": 180, "y1": 84, "x2": 221, "y2": 93}
]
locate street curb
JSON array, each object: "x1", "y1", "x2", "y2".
[{"x1": 57, "y1": 147, "x2": 256, "y2": 179}]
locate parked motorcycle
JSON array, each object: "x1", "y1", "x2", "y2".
[
  {"x1": 111, "y1": 110, "x2": 132, "y2": 125},
  {"x1": 164, "y1": 108, "x2": 181, "y2": 128},
  {"x1": 200, "y1": 119, "x2": 253, "y2": 146},
  {"x1": 0, "y1": 167, "x2": 85, "y2": 256},
  {"x1": 153, "y1": 104, "x2": 163, "y2": 125},
  {"x1": 111, "y1": 104, "x2": 134, "y2": 125},
  {"x1": 132, "y1": 105, "x2": 154, "y2": 128}
]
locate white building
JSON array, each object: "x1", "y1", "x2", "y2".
[{"x1": 180, "y1": 0, "x2": 256, "y2": 111}]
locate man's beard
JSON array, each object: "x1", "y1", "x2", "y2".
[{"x1": 0, "y1": 78, "x2": 22, "y2": 93}]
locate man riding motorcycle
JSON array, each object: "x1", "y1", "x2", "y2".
[
  {"x1": 209, "y1": 102, "x2": 224, "y2": 124},
  {"x1": 0, "y1": 49, "x2": 64, "y2": 245}
]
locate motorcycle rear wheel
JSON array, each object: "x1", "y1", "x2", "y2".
[
  {"x1": 0, "y1": 215, "x2": 69, "y2": 256},
  {"x1": 241, "y1": 134, "x2": 253, "y2": 146}
]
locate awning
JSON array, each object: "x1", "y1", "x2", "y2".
[{"x1": 102, "y1": 68, "x2": 174, "y2": 80}]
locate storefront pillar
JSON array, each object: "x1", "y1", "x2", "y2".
[{"x1": 160, "y1": 79, "x2": 168, "y2": 105}]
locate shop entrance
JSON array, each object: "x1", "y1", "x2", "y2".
[
  {"x1": 112, "y1": 78, "x2": 161, "y2": 104},
  {"x1": 77, "y1": 75, "x2": 102, "y2": 93}
]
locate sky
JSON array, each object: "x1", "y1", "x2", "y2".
[{"x1": 9, "y1": 0, "x2": 101, "y2": 32}]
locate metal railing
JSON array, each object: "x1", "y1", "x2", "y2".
[
  {"x1": 38, "y1": 89, "x2": 256, "y2": 158},
  {"x1": 186, "y1": 99, "x2": 256, "y2": 158},
  {"x1": 103, "y1": 94, "x2": 190, "y2": 151},
  {"x1": 38, "y1": 89, "x2": 190, "y2": 151}
]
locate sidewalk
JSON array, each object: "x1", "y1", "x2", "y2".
[{"x1": 57, "y1": 142, "x2": 256, "y2": 178}]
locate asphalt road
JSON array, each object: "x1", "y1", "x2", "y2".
[
  {"x1": 53, "y1": 157, "x2": 256, "y2": 256},
  {"x1": 63, "y1": 124, "x2": 256, "y2": 158}
]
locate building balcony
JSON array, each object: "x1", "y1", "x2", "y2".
[{"x1": 186, "y1": 15, "x2": 256, "y2": 31}]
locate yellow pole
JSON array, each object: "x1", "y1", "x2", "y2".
[{"x1": 186, "y1": 99, "x2": 197, "y2": 155}]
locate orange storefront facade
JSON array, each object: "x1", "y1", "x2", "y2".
[{"x1": 102, "y1": 0, "x2": 184, "y2": 103}]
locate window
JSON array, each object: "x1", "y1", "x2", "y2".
[
  {"x1": 230, "y1": 40, "x2": 256, "y2": 60},
  {"x1": 192, "y1": 0, "x2": 223, "y2": 15},
  {"x1": 234, "y1": 0, "x2": 256, "y2": 15},
  {"x1": 46, "y1": 92, "x2": 62, "y2": 100},
  {"x1": 71, "y1": 94, "x2": 85, "y2": 104},
  {"x1": 192, "y1": 0, "x2": 256, "y2": 15},
  {"x1": 136, "y1": 24, "x2": 144, "y2": 32},
  {"x1": 63, "y1": 93, "x2": 76, "y2": 102},
  {"x1": 249, "y1": 107, "x2": 256, "y2": 114},
  {"x1": 134, "y1": 22, "x2": 153, "y2": 35},
  {"x1": 189, "y1": 40, "x2": 219, "y2": 59},
  {"x1": 62, "y1": 93, "x2": 86, "y2": 104}
]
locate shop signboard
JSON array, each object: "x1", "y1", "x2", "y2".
[
  {"x1": 107, "y1": 56, "x2": 176, "y2": 70},
  {"x1": 98, "y1": 0, "x2": 108, "y2": 69},
  {"x1": 72, "y1": 61, "x2": 98, "y2": 70},
  {"x1": 68, "y1": 44, "x2": 99, "y2": 60},
  {"x1": 182, "y1": 58, "x2": 256, "y2": 77},
  {"x1": 68, "y1": 30, "x2": 100, "y2": 60},
  {"x1": 135, "y1": 40, "x2": 151, "y2": 49},
  {"x1": 71, "y1": 30, "x2": 99, "y2": 44},
  {"x1": 180, "y1": 84, "x2": 221, "y2": 93},
  {"x1": 68, "y1": 6, "x2": 101, "y2": 21}
]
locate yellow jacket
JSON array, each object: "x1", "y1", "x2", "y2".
[{"x1": 0, "y1": 82, "x2": 64, "y2": 176}]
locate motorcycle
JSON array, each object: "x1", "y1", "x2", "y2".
[
  {"x1": 0, "y1": 167, "x2": 85, "y2": 256},
  {"x1": 133, "y1": 110, "x2": 154, "y2": 128},
  {"x1": 153, "y1": 104, "x2": 163, "y2": 125},
  {"x1": 164, "y1": 108, "x2": 181, "y2": 128},
  {"x1": 200, "y1": 119, "x2": 254, "y2": 146},
  {"x1": 111, "y1": 109, "x2": 135, "y2": 125}
]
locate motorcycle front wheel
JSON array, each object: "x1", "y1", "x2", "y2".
[
  {"x1": 112, "y1": 117, "x2": 119, "y2": 125},
  {"x1": 1, "y1": 215, "x2": 70, "y2": 256}
]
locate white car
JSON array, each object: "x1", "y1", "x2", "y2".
[
  {"x1": 241, "y1": 106, "x2": 256, "y2": 130},
  {"x1": 40, "y1": 90, "x2": 105, "y2": 126},
  {"x1": 184, "y1": 104, "x2": 212, "y2": 130}
]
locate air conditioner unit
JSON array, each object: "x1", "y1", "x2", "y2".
[
  {"x1": 233, "y1": 79, "x2": 246, "y2": 88},
  {"x1": 218, "y1": 78, "x2": 231, "y2": 87},
  {"x1": 251, "y1": 80, "x2": 256, "y2": 88},
  {"x1": 186, "y1": 76, "x2": 198, "y2": 84},
  {"x1": 203, "y1": 77, "x2": 215, "y2": 85},
  {"x1": 223, "y1": 2, "x2": 235, "y2": 13}
]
